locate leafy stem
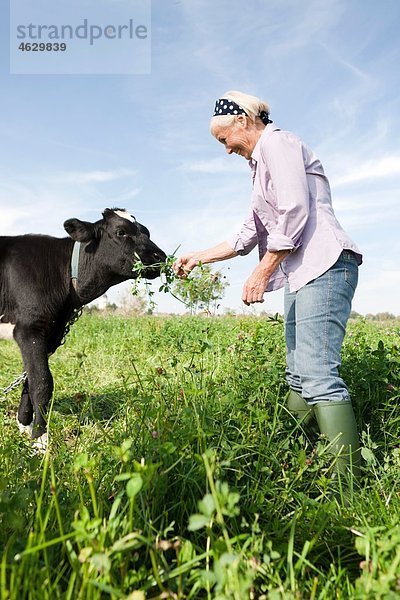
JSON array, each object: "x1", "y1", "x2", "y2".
[{"x1": 131, "y1": 248, "x2": 189, "y2": 312}]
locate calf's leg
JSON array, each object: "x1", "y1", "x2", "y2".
[
  {"x1": 17, "y1": 379, "x2": 33, "y2": 426},
  {"x1": 14, "y1": 324, "x2": 53, "y2": 444},
  {"x1": 16, "y1": 379, "x2": 34, "y2": 435}
]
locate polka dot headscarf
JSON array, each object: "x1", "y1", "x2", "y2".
[
  {"x1": 213, "y1": 98, "x2": 247, "y2": 117},
  {"x1": 212, "y1": 98, "x2": 272, "y2": 125}
]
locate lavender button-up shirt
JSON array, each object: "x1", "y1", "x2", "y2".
[{"x1": 227, "y1": 123, "x2": 362, "y2": 293}]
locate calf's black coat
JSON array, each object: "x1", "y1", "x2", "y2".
[{"x1": 0, "y1": 208, "x2": 166, "y2": 439}]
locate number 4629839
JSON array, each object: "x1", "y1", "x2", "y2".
[{"x1": 18, "y1": 42, "x2": 67, "y2": 51}]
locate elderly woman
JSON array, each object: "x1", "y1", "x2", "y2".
[{"x1": 174, "y1": 90, "x2": 362, "y2": 478}]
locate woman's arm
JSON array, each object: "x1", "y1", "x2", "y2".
[
  {"x1": 261, "y1": 132, "x2": 309, "y2": 253},
  {"x1": 173, "y1": 241, "x2": 237, "y2": 277}
]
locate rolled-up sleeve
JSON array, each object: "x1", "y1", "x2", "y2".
[
  {"x1": 226, "y1": 208, "x2": 258, "y2": 256},
  {"x1": 263, "y1": 133, "x2": 309, "y2": 253}
]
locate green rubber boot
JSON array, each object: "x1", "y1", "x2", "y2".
[
  {"x1": 313, "y1": 400, "x2": 361, "y2": 480},
  {"x1": 286, "y1": 389, "x2": 314, "y2": 426}
]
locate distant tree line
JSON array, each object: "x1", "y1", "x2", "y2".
[{"x1": 350, "y1": 311, "x2": 399, "y2": 321}]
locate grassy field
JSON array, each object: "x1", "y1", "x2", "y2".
[{"x1": 0, "y1": 313, "x2": 399, "y2": 599}]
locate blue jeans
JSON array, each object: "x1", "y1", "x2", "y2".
[{"x1": 284, "y1": 251, "x2": 358, "y2": 403}]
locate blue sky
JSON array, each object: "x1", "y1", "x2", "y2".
[{"x1": 1, "y1": 0, "x2": 399, "y2": 315}]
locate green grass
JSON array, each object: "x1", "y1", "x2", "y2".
[{"x1": 0, "y1": 314, "x2": 399, "y2": 599}]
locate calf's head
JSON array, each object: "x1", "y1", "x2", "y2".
[{"x1": 64, "y1": 208, "x2": 166, "y2": 279}]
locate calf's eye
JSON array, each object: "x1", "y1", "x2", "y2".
[{"x1": 117, "y1": 230, "x2": 127, "y2": 238}]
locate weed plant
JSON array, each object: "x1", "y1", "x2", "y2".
[{"x1": 0, "y1": 314, "x2": 399, "y2": 599}]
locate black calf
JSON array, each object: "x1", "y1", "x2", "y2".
[{"x1": 0, "y1": 208, "x2": 166, "y2": 447}]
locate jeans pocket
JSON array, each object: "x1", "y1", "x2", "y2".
[{"x1": 344, "y1": 259, "x2": 358, "y2": 292}]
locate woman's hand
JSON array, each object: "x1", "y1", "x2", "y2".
[
  {"x1": 172, "y1": 254, "x2": 199, "y2": 278},
  {"x1": 242, "y1": 264, "x2": 270, "y2": 305},
  {"x1": 242, "y1": 250, "x2": 289, "y2": 305}
]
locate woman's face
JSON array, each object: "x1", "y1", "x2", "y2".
[{"x1": 213, "y1": 116, "x2": 260, "y2": 160}]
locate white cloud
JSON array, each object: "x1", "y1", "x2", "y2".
[
  {"x1": 333, "y1": 155, "x2": 400, "y2": 186},
  {"x1": 0, "y1": 207, "x2": 31, "y2": 232},
  {"x1": 50, "y1": 168, "x2": 137, "y2": 184},
  {"x1": 183, "y1": 156, "x2": 246, "y2": 174},
  {"x1": 355, "y1": 269, "x2": 400, "y2": 316},
  {"x1": 266, "y1": 0, "x2": 346, "y2": 56},
  {"x1": 0, "y1": 179, "x2": 109, "y2": 236},
  {"x1": 332, "y1": 188, "x2": 400, "y2": 234},
  {"x1": 0, "y1": 168, "x2": 143, "y2": 236}
]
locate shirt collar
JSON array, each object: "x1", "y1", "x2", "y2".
[{"x1": 249, "y1": 122, "x2": 280, "y2": 167}]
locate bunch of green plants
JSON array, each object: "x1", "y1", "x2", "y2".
[
  {"x1": 131, "y1": 252, "x2": 178, "y2": 311},
  {"x1": 131, "y1": 254, "x2": 228, "y2": 314}
]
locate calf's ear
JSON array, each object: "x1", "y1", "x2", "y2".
[{"x1": 64, "y1": 218, "x2": 96, "y2": 242}]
